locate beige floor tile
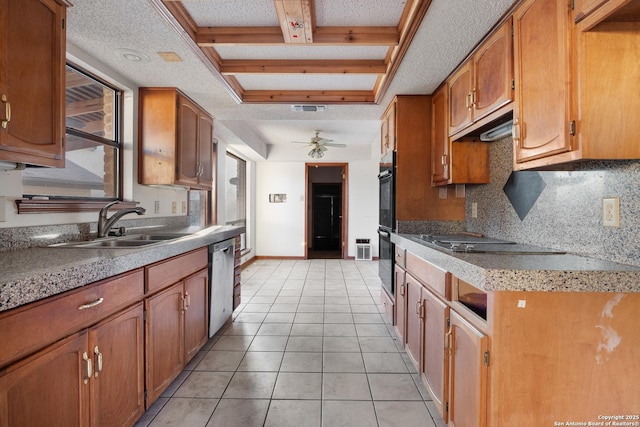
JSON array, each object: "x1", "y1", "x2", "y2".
[
  {"x1": 374, "y1": 401, "x2": 436, "y2": 427},
  {"x1": 322, "y1": 401, "x2": 377, "y2": 427},
  {"x1": 247, "y1": 335, "x2": 289, "y2": 352},
  {"x1": 264, "y1": 400, "x2": 321, "y2": 427},
  {"x1": 290, "y1": 323, "x2": 324, "y2": 336},
  {"x1": 363, "y1": 352, "x2": 409, "y2": 373},
  {"x1": 269, "y1": 303, "x2": 298, "y2": 313},
  {"x1": 323, "y1": 352, "x2": 365, "y2": 373},
  {"x1": 353, "y1": 313, "x2": 385, "y2": 324},
  {"x1": 159, "y1": 371, "x2": 189, "y2": 397},
  {"x1": 297, "y1": 303, "x2": 325, "y2": 312},
  {"x1": 356, "y1": 323, "x2": 392, "y2": 337},
  {"x1": 233, "y1": 312, "x2": 268, "y2": 323},
  {"x1": 368, "y1": 373, "x2": 423, "y2": 401},
  {"x1": 323, "y1": 313, "x2": 354, "y2": 323},
  {"x1": 294, "y1": 312, "x2": 324, "y2": 323},
  {"x1": 222, "y1": 322, "x2": 262, "y2": 335},
  {"x1": 223, "y1": 372, "x2": 278, "y2": 399},
  {"x1": 211, "y1": 335, "x2": 254, "y2": 351},
  {"x1": 274, "y1": 296, "x2": 301, "y2": 304},
  {"x1": 280, "y1": 352, "x2": 323, "y2": 372},
  {"x1": 237, "y1": 351, "x2": 284, "y2": 372},
  {"x1": 206, "y1": 399, "x2": 269, "y2": 427},
  {"x1": 149, "y1": 397, "x2": 217, "y2": 427},
  {"x1": 263, "y1": 312, "x2": 296, "y2": 323},
  {"x1": 358, "y1": 336, "x2": 399, "y2": 353},
  {"x1": 323, "y1": 336, "x2": 361, "y2": 353},
  {"x1": 323, "y1": 304, "x2": 352, "y2": 313},
  {"x1": 257, "y1": 323, "x2": 292, "y2": 336},
  {"x1": 241, "y1": 303, "x2": 272, "y2": 313},
  {"x1": 322, "y1": 373, "x2": 372, "y2": 400},
  {"x1": 272, "y1": 372, "x2": 322, "y2": 399},
  {"x1": 286, "y1": 336, "x2": 323, "y2": 352},
  {"x1": 196, "y1": 351, "x2": 244, "y2": 372},
  {"x1": 174, "y1": 371, "x2": 233, "y2": 398},
  {"x1": 351, "y1": 304, "x2": 380, "y2": 313},
  {"x1": 323, "y1": 323, "x2": 357, "y2": 336}
]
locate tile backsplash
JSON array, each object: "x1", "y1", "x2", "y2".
[{"x1": 465, "y1": 137, "x2": 640, "y2": 267}]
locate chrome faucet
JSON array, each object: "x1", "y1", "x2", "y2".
[{"x1": 97, "y1": 201, "x2": 146, "y2": 238}]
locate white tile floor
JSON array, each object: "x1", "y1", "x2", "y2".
[{"x1": 135, "y1": 259, "x2": 447, "y2": 427}]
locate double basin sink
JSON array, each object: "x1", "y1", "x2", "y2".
[{"x1": 50, "y1": 233, "x2": 192, "y2": 249}]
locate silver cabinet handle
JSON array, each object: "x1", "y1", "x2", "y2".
[
  {"x1": 83, "y1": 352, "x2": 93, "y2": 384},
  {"x1": 78, "y1": 297, "x2": 104, "y2": 310}
]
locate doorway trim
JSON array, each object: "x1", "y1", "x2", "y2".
[{"x1": 305, "y1": 163, "x2": 349, "y2": 259}]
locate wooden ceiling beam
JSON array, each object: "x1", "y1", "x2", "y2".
[
  {"x1": 66, "y1": 98, "x2": 105, "y2": 117},
  {"x1": 274, "y1": 0, "x2": 314, "y2": 43},
  {"x1": 242, "y1": 90, "x2": 375, "y2": 104},
  {"x1": 196, "y1": 26, "x2": 399, "y2": 46},
  {"x1": 220, "y1": 59, "x2": 387, "y2": 74}
]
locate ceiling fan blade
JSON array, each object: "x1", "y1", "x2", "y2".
[
  {"x1": 323, "y1": 142, "x2": 346, "y2": 148},
  {"x1": 291, "y1": 141, "x2": 311, "y2": 144},
  {"x1": 319, "y1": 145, "x2": 328, "y2": 151},
  {"x1": 316, "y1": 137, "x2": 333, "y2": 143}
]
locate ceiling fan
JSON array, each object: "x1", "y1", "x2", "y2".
[{"x1": 291, "y1": 131, "x2": 347, "y2": 159}]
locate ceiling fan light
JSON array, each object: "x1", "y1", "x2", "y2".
[{"x1": 308, "y1": 148, "x2": 324, "y2": 159}]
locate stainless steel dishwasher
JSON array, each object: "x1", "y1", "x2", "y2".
[{"x1": 208, "y1": 238, "x2": 235, "y2": 337}]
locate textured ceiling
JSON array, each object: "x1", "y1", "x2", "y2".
[{"x1": 66, "y1": 0, "x2": 517, "y2": 161}]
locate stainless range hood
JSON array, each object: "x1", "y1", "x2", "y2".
[{"x1": 480, "y1": 119, "x2": 513, "y2": 142}]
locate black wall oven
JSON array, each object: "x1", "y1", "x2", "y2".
[{"x1": 378, "y1": 151, "x2": 395, "y2": 297}]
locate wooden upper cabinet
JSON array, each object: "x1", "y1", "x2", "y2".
[
  {"x1": 573, "y1": 0, "x2": 609, "y2": 21},
  {"x1": 0, "y1": 0, "x2": 67, "y2": 167},
  {"x1": 432, "y1": 84, "x2": 489, "y2": 187},
  {"x1": 380, "y1": 100, "x2": 396, "y2": 156},
  {"x1": 448, "y1": 18, "x2": 513, "y2": 138},
  {"x1": 448, "y1": 62, "x2": 473, "y2": 136},
  {"x1": 431, "y1": 84, "x2": 450, "y2": 186},
  {"x1": 139, "y1": 88, "x2": 214, "y2": 190},
  {"x1": 512, "y1": 0, "x2": 574, "y2": 167},
  {"x1": 472, "y1": 18, "x2": 514, "y2": 123}
]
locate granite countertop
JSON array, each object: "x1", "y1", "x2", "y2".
[
  {"x1": 393, "y1": 233, "x2": 640, "y2": 293},
  {"x1": 0, "y1": 225, "x2": 245, "y2": 313}
]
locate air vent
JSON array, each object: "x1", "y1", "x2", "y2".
[{"x1": 291, "y1": 105, "x2": 326, "y2": 112}]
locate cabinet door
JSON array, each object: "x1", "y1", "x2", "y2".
[
  {"x1": 0, "y1": 332, "x2": 89, "y2": 427},
  {"x1": 431, "y1": 85, "x2": 450, "y2": 186},
  {"x1": 393, "y1": 265, "x2": 407, "y2": 343},
  {"x1": 404, "y1": 274, "x2": 423, "y2": 369},
  {"x1": 145, "y1": 283, "x2": 184, "y2": 407},
  {"x1": 176, "y1": 95, "x2": 199, "y2": 186},
  {"x1": 89, "y1": 303, "x2": 144, "y2": 427},
  {"x1": 448, "y1": 61, "x2": 473, "y2": 136},
  {"x1": 513, "y1": 0, "x2": 573, "y2": 165},
  {"x1": 184, "y1": 269, "x2": 209, "y2": 362},
  {"x1": 422, "y1": 291, "x2": 449, "y2": 421},
  {"x1": 472, "y1": 18, "x2": 514, "y2": 122},
  {"x1": 197, "y1": 112, "x2": 214, "y2": 189},
  {"x1": 448, "y1": 310, "x2": 488, "y2": 427},
  {"x1": 0, "y1": 0, "x2": 66, "y2": 167}
]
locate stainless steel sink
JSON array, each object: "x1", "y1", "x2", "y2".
[{"x1": 49, "y1": 233, "x2": 191, "y2": 248}]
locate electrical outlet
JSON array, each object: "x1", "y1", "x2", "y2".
[
  {"x1": 171, "y1": 202, "x2": 177, "y2": 214},
  {"x1": 603, "y1": 197, "x2": 620, "y2": 227},
  {"x1": 472, "y1": 202, "x2": 478, "y2": 219},
  {"x1": 154, "y1": 200, "x2": 160, "y2": 214},
  {"x1": 182, "y1": 201, "x2": 187, "y2": 214}
]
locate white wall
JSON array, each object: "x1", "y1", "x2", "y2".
[
  {"x1": 255, "y1": 160, "x2": 379, "y2": 258},
  {"x1": 255, "y1": 162, "x2": 307, "y2": 257}
]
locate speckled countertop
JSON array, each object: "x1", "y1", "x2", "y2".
[
  {"x1": 393, "y1": 234, "x2": 640, "y2": 293},
  {"x1": 0, "y1": 225, "x2": 244, "y2": 313}
]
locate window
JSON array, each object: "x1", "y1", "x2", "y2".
[
  {"x1": 225, "y1": 152, "x2": 246, "y2": 249},
  {"x1": 21, "y1": 64, "x2": 122, "y2": 200}
]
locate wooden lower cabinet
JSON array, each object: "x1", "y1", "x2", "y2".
[
  {"x1": 145, "y1": 268, "x2": 209, "y2": 407},
  {"x1": 184, "y1": 269, "x2": 209, "y2": 362},
  {"x1": 421, "y1": 289, "x2": 449, "y2": 422},
  {"x1": 0, "y1": 303, "x2": 144, "y2": 427},
  {"x1": 393, "y1": 265, "x2": 406, "y2": 344},
  {"x1": 447, "y1": 310, "x2": 488, "y2": 427},
  {"x1": 404, "y1": 274, "x2": 423, "y2": 368}
]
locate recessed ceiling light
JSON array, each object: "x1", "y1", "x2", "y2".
[
  {"x1": 115, "y1": 48, "x2": 150, "y2": 63},
  {"x1": 292, "y1": 105, "x2": 327, "y2": 112},
  {"x1": 157, "y1": 52, "x2": 183, "y2": 62}
]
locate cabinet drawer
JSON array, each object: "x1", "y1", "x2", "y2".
[
  {"x1": 146, "y1": 248, "x2": 208, "y2": 294},
  {"x1": 0, "y1": 269, "x2": 143, "y2": 369},
  {"x1": 406, "y1": 252, "x2": 450, "y2": 299}
]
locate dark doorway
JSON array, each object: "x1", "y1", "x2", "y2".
[
  {"x1": 306, "y1": 164, "x2": 347, "y2": 259},
  {"x1": 311, "y1": 183, "x2": 342, "y2": 255}
]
